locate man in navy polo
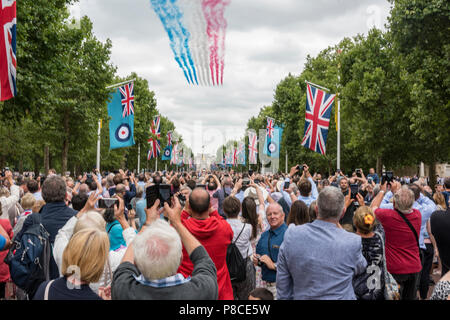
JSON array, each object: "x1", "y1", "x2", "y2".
[{"x1": 253, "y1": 203, "x2": 287, "y2": 300}]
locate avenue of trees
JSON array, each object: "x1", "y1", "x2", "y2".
[
  {"x1": 0, "y1": 0, "x2": 182, "y2": 175},
  {"x1": 239, "y1": 0, "x2": 449, "y2": 187}
]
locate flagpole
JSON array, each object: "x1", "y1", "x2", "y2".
[
  {"x1": 285, "y1": 150, "x2": 288, "y2": 174},
  {"x1": 96, "y1": 119, "x2": 101, "y2": 171},
  {"x1": 106, "y1": 78, "x2": 137, "y2": 90},
  {"x1": 137, "y1": 144, "x2": 141, "y2": 173},
  {"x1": 305, "y1": 80, "x2": 330, "y2": 92},
  {"x1": 337, "y1": 97, "x2": 341, "y2": 171},
  {"x1": 155, "y1": 158, "x2": 158, "y2": 172}
]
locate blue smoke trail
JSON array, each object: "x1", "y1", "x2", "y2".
[{"x1": 150, "y1": 0, "x2": 198, "y2": 85}]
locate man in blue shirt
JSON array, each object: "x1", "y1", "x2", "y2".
[
  {"x1": 253, "y1": 203, "x2": 287, "y2": 300},
  {"x1": 276, "y1": 186, "x2": 367, "y2": 300},
  {"x1": 367, "y1": 168, "x2": 380, "y2": 185},
  {"x1": 286, "y1": 164, "x2": 318, "y2": 207}
]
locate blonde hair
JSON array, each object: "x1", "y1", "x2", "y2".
[
  {"x1": 433, "y1": 192, "x2": 447, "y2": 209},
  {"x1": 32, "y1": 200, "x2": 46, "y2": 213},
  {"x1": 73, "y1": 210, "x2": 106, "y2": 234},
  {"x1": 21, "y1": 193, "x2": 36, "y2": 210},
  {"x1": 353, "y1": 206, "x2": 376, "y2": 235},
  {"x1": 62, "y1": 228, "x2": 109, "y2": 283}
]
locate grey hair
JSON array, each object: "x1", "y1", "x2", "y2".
[
  {"x1": 393, "y1": 186, "x2": 415, "y2": 214},
  {"x1": 180, "y1": 185, "x2": 192, "y2": 194},
  {"x1": 317, "y1": 186, "x2": 345, "y2": 221},
  {"x1": 133, "y1": 219, "x2": 182, "y2": 280},
  {"x1": 42, "y1": 175, "x2": 67, "y2": 203}
]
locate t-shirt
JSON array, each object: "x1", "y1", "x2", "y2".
[
  {"x1": 374, "y1": 208, "x2": 422, "y2": 274},
  {"x1": 33, "y1": 277, "x2": 102, "y2": 300},
  {"x1": 0, "y1": 234, "x2": 6, "y2": 250},
  {"x1": 226, "y1": 219, "x2": 253, "y2": 259}
]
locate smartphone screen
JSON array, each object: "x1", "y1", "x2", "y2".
[
  {"x1": 158, "y1": 184, "x2": 172, "y2": 206},
  {"x1": 98, "y1": 198, "x2": 118, "y2": 209},
  {"x1": 350, "y1": 184, "x2": 359, "y2": 199},
  {"x1": 284, "y1": 181, "x2": 290, "y2": 189},
  {"x1": 146, "y1": 185, "x2": 159, "y2": 208}
]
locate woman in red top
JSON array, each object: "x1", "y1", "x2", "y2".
[
  {"x1": 0, "y1": 219, "x2": 13, "y2": 299},
  {"x1": 371, "y1": 182, "x2": 422, "y2": 300},
  {"x1": 177, "y1": 188, "x2": 234, "y2": 300}
]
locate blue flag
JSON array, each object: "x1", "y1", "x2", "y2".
[
  {"x1": 263, "y1": 126, "x2": 283, "y2": 158},
  {"x1": 108, "y1": 85, "x2": 135, "y2": 150},
  {"x1": 162, "y1": 145, "x2": 172, "y2": 161}
]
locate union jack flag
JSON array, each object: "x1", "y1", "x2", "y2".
[
  {"x1": 119, "y1": 82, "x2": 134, "y2": 117},
  {"x1": 170, "y1": 143, "x2": 179, "y2": 165},
  {"x1": 147, "y1": 116, "x2": 161, "y2": 159},
  {"x1": 301, "y1": 83, "x2": 336, "y2": 155},
  {"x1": 166, "y1": 131, "x2": 173, "y2": 146},
  {"x1": 0, "y1": 0, "x2": 16, "y2": 101},
  {"x1": 248, "y1": 130, "x2": 258, "y2": 164},
  {"x1": 266, "y1": 117, "x2": 275, "y2": 138}
]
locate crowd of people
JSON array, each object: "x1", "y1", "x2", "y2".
[{"x1": 0, "y1": 164, "x2": 449, "y2": 301}]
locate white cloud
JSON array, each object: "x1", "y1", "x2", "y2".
[{"x1": 76, "y1": 0, "x2": 391, "y2": 154}]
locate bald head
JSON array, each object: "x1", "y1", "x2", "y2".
[{"x1": 189, "y1": 188, "x2": 210, "y2": 216}]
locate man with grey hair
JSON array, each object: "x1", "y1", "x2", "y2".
[
  {"x1": 253, "y1": 202, "x2": 287, "y2": 299},
  {"x1": 276, "y1": 186, "x2": 367, "y2": 300},
  {"x1": 371, "y1": 182, "x2": 422, "y2": 300},
  {"x1": 112, "y1": 198, "x2": 219, "y2": 300}
]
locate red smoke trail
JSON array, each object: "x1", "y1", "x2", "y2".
[{"x1": 202, "y1": 0, "x2": 230, "y2": 86}]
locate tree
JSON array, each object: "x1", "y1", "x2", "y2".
[{"x1": 388, "y1": 0, "x2": 450, "y2": 186}]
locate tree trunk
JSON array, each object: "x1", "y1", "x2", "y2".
[
  {"x1": 34, "y1": 154, "x2": 40, "y2": 177},
  {"x1": 376, "y1": 156, "x2": 383, "y2": 175},
  {"x1": 62, "y1": 110, "x2": 70, "y2": 174},
  {"x1": 19, "y1": 159, "x2": 23, "y2": 173},
  {"x1": 428, "y1": 161, "x2": 436, "y2": 191},
  {"x1": 44, "y1": 145, "x2": 50, "y2": 174},
  {"x1": 0, "y1": 155, "x2": 5, "y2": 169}
]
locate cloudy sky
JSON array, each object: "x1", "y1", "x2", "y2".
[{"x1": 74, "y1": 0, "x2": 391, "y2": 155}]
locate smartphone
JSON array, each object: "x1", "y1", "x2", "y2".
[
  {"x1": 356, "y1": 169, "x2": 362, "y2": 178},
  {"x1": 284, "y1": 181, "x2": 290, "y2": 189},
  {"x1": 350, "y1": 184, "x2": 359, "y2": 199},
  {"x1": 98, "y1": 198, "x2": 119, "y2": 209},
  {"x1": 158, "y1": 184, "x2": 172, "y2": 207},
  {"x1": 146, "y1": 185, "x2": 159, "y2": 208}
]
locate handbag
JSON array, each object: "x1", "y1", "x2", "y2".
[{"x1": 374, "y1": 231, "x2": 400, "y2": 300}]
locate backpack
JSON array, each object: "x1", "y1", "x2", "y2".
[
  {"x1": 226, "y1": 224, "x2": 247, "y2": 282},
  {"x1": 4, "y1": 213, "x2": 51, "y2": 298}
]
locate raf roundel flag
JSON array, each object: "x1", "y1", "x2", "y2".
[
  {"x1": 263, "y1": 126, "x2": 283, "y2": 158},
  {"x1": 162, "y1": 145, "x2": 172, "y2": 161},
  {"x1": 108, "y1": 84, "x2": 135, "y2": 150}
]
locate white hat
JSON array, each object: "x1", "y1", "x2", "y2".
[
  {"x1": 276, "y1": 180, "x2": 284, "y2": 193},
  {"x1": 243, "y1": 186, "x2": 269, "y2": 205}
]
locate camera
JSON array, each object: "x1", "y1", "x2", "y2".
[
  {"x1": 146, "y1": 184, "x2": 172, "y2": 208},
  {"x1": 1, "y1": 167, "x2": 10, "y2": 177},
  {"x1": 98, "y1": 198, "x2": 119, "y2": 209},
  {"x1": 350, "y1": 184, "x2": 359, "y2": 200},
  {"x1": 382, "y1": 171, "x2": 394, "y2": 185},
  {"x1": 242, "y1": 178, "x2": 250, "y2": 191}
]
